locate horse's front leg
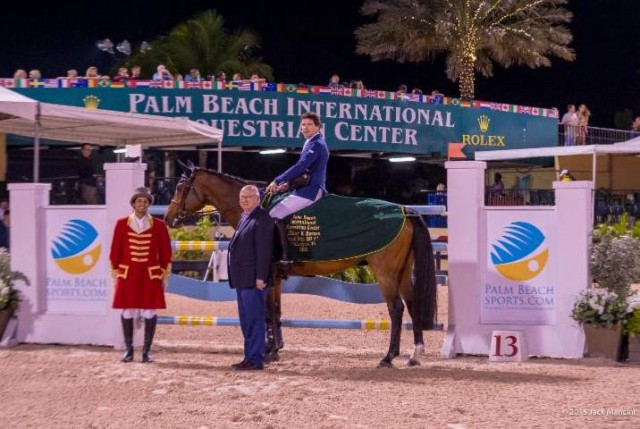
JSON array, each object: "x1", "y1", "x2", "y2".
[
  {"x1": 378, "y1": 294, "x2": 404, "y2": 368},
  {"x1": 265, "y1": 276, "x2": 283, "y2": 362}
]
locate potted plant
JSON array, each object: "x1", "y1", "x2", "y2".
[
  {"x1": 0, "y1": 248, "x2": 30, "y2": 340},
  {"x1": 570, "y1": 215, "x2": 640, "y2": 359},
  {"x1": 624, "y1": 294, "x2": 640, "y2": 362}
]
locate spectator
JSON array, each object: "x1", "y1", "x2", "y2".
[
  {"x1": 112, "y1": 67, "x2": 130, "y2": 82},
  {"x1": 577, "y1": 104, "x2": 591, "y2": 145},
  {"x1": 560, "y1": 104, "x2": 579, "y2": 146},
  {"x1": 184, "y1": 68, "x2": 202, "y2": 83},
  {"x1": 174, "y1": 73, "x2": 184, "y2": 82},
  {"x1": 152, "y1": 64, "x2": 173, "y2": 81},
  {"x1": 327, "y1": 74, "x2": 341, "y2": 88},
  {"x1": 350, "y1": 80, "x2": 365, "y2": 90},
  {"x1": 0, "y1": 209, "x2": 9, "y2": 249},
  {"x1": 67, "y1": 69, "x2": 78, "y2": 78},
  {"x1": 78, "y1": 143, "x2": 99, "y2": 204},
  {"x1": 85, "y1": 66, "x2": 100, "y2": 78},
  {"x1": 250, "y1": 72, "x2": 261, "y2": 82},
  {"x1": 13, "y1": 69, "x2": 27, "y2": 79},
  {"x1": 559, "y1": 169, "x2": 575, "y2": 181},
  {"x1": 215, "y1": 71, "x2": 226, "y2": 83},
  {"x1": 411, "y1": 88, "x2": 423, "y2": 95},
  {"x1": 632, "y1": 116, "x2": 640, "y2": 134},
  {"x1": 490, "y1": 172, "x2": 505, "y2": 195},
  {"x1": 231, "y1": 72, "x2": 243, "y2": 82},
  {"x1": 28, "y1": 69, "x2": 41, "y2": 80},
  {"x1": 395, "y1": 84, "x2": 408, "y2": 100},
  {"x1": 130, "y1": 66, "x2": 142, "y2": 79}
]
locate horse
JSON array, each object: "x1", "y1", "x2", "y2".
[{"x1": 165, "y1": 164, "x2": 438, "y2": 368}]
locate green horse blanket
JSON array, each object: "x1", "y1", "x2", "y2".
[{"x1": 264, "y1": 193, "x2": 406, "y2": 262}]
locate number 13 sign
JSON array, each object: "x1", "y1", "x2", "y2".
[{"x1": 489, "y1": 330, "x2": 528, "y2": 362}]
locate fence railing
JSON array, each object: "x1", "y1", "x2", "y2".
[{"x1": 558, "y1": 125, "x2": 639, "y2": 146}]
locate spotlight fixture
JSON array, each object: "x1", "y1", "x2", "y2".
[
  {"x1": 388, "y1": 156, "x2": 416, "y2": 163},
  {"x1": 259, "y1": 148, "x2": 286, "y2": 155}
]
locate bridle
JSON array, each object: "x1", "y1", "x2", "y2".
[{"x1": 169, "y1": 170, "x2": 207, "y2": 225}]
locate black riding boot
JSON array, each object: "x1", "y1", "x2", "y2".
[
  {"x1": 142, "y1": 315, "x2": 157, "y2": 363},
  {"x1": 121, "y1": 316, "x2": 134, "y2": 363},
  {"x1": 275, "y1": 220, "x2": 291, "y2": 279}
]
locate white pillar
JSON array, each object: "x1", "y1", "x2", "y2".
[
  {"x1": 8, "y1": 183, "x2": 51, "y2": 326},
  {"x1": 104, "y1": 162, "x2": 146, "y2": 346},
  {"x1": 442, "y1": 161, "x2": 486, "y2": 357},
  {"x1": 553, "y1": 180, "x2": 594, "y2": 355}
]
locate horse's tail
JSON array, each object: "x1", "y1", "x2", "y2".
[{"x1": 409, "y1": 213, "x2": 438, "y2": 330}]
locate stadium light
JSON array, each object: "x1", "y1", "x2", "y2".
[
  {"x1": 259, "y1": 148, "x2": 286, "y2": 155},
  {"x1": 388, "y1": 156, "x2": 416, "y2": 163}
]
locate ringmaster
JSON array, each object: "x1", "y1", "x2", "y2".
[{"x1": 110, "y1": 187, "x2": 172, "y2": 363}]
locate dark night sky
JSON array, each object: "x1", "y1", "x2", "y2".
[{"x1": 1, "y1": 0, "x2": 639, "y2": 127}]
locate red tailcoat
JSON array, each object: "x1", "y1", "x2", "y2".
[{"x1": 110, "y1": 214, "x2": 172, "y2": 309}]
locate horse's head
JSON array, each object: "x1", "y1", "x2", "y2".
[
  {"x1": 165, "y1": 162, "x2": 207, "y2": 228},
  {"x1": 164, "y1": 161, "x2": 247, "y2": 228}
]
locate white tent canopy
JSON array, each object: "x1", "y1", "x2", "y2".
[
  {"x1": 475, "y1": 137, "x2": 640, "y2": 182},
  {"x1": 475, "y1": 138, "x2": 640, "y2": 161},
  {"x1": 0, "y1": 87, "x2": 224, "y2": 181}
]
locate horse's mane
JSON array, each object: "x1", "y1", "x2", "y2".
[{"x1": 192, "y1": 167, "x2": 263, "y2": 187}]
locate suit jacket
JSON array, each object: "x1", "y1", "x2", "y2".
[
  {"x1": 227, "y1": 206, "x2": 275, "y2": 290},
  {"x1": 275, "y1": 133, "x2": 329, "y2": 200}
]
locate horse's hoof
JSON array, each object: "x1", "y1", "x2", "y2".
[
  {"x1": 407, "y1": 358, "x2": 421, "y2": 367},
  {"x1": 264, "y1": 351, "x2": 280, "y2": 363},
  {"x1": 377, "y1": 361, "x2": 393, "y2": 369}
]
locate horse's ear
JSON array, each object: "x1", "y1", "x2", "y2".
[
  {"x1": 186, "y1": 160, "x2": 195, "y2": 170},
  {"x1": 176, "y1": 159, "x2": 192, "y2": 175}
]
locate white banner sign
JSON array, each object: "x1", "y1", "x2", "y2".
[
  {"x1": 483, "y1": 211, "x2": 556, "y2": 324},
  {"x1": 45, "y1": 208, "x2": 110, "y2": 314}
]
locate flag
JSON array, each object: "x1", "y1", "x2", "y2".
[
  {"x1": 132, "y1": 80, "x2": 150, "y2": 88},
  {"x1": 58, "y1": 78, "x2": 70, "y2": 88},
  {"x1": 174, "y1": 80, "x2": 186, "y2": 89},
  {"x1": 202, "y1": 81, "x2": 213, "y2": 90},
  {"x1": 72, "y1": 79, "x2": 88, "y2": 88},
  {"x1": 531, "y1": 107, "x2": 540, "y2": 116},
  {"x1": 297, "y1": 86, "x2": 309, "y2": 94},
  {"x1": 213, "y1": 81, "x2": 225, "y2": 90},
  {"x1": 149, "y1": 81, "x2": 164, "y2": 88},
  {"x1": 460, "y1": 100, "x2": 471, "y2": 108},
  {"x1": 43, "y1": 79, "x2": 58, "y2": 88},
  {"x1": 263, "y1": 83, "x2": 277, "y2": 92},
  {"x1": 238, "y1": 82, "x2": 252, "y2": 91},
  {"x1": 110, "y1": 81, "x2": 125, "y2": 89},
  {"x1": 87, "y1": 78, "x2": 98, "y2": 88},
  {"x1": 17, "y1": 79, "x2": 29, "y2": 88},
  {"x1": 163, "y1": 80, "x2": 174, "y2": 88},
  {"x1": 98, "y1": 79, "x2": 110, "y2": 88},
  {"x1": 29, "y1": 79, "x2": 44, "y2": 88},
  {"x1": 2, "y1": 79, "x2": 16, "y2": 88},
  {"x1": 448, "y1": 142, "x2": 467, "y2": 160},
  {"x1": 285, "y1": 84, "x2": 298, "y2": 92},
  {"x1": 276, "y1": 83, "x2": 286, "y2": 92}
]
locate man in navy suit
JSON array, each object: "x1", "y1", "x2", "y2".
[
  {"x1": 228, "y1": 185, "x2": 275, "y2": 371},
  {"x1": 265, "y1": 112, "x2": 330, "y2": 275}
]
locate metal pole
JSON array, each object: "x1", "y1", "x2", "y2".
[
  {"x1": 33, "y1": 102, "x2": 41, "y2": 182},
  {"x1": 217, "y1": 138, "x2": 222, "y2": 173}
]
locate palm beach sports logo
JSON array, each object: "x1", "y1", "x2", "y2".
[
  {"x1": 490, "y1": 221, "x2": 548, "y2": 281},
  {"x1": 51, "y1": 219, "x2": 101, "y2": 274}
]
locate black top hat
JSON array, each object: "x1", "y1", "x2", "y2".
[{"x1": 130, "y1": 187, "x2": 153, "y2": 205}]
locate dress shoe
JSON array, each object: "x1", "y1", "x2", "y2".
[
  {"x1": 231, "y1": 360, "x2": 248, "y2": 369},
  {"x1": 235, "y1": 361, "x2": 264, "y2": 371}
]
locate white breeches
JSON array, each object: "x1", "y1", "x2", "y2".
[
  {"x1": 122, "y1": 309, "x2": 156, "y2": 319},
  {"x1": 269, "y1": 189, "x2": 323, "y2": 219}
]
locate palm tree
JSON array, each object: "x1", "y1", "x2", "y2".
[
  {"x1": 355, "y1": 0, "x2": 575, "y2": 100},
  {"x1": 124, "y1": 10, "x2": 273, "y2": 80}
]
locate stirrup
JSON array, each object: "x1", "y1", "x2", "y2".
[{"x1": 277, "y1": 260, "x2": 291, "y2": 279}]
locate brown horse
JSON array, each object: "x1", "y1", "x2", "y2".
[{"x1": 165, "y1": 164, "x2": 438, "y2": 368}]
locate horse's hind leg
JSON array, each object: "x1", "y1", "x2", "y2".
[
  {"x1": 378, "y1": 290, "x2": 404, "y2": 368},
  {"x1": 400, "y1": 252, "x2": 424, "y2": 366}
]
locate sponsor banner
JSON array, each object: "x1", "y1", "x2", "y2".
[
  {"x1": 14, "y1": 88, "x2": 557, "y2": 155},
  {"x1": 483, "y1": 211, "x2": 556, "y2": 324},
  {"x1": 45, "y1": 208, "x2": 110, "y2": 314}
]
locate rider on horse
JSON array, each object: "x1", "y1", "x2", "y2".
[{"x1": 265, "y1": 112, "x2": 329, "y2": 277}]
